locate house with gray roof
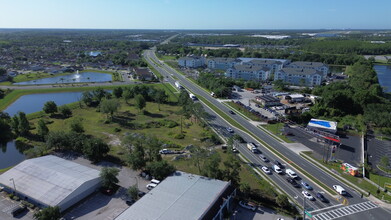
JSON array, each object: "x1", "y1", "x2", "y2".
[{"x1": 275, "y1": 67, "x2": 323, "y2": 86}]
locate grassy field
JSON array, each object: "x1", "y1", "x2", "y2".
[
  {"x1": 260, "y1": 123, "x2": 294, "y2": 143},
  {"x1": 158, "y1": 55, "x2": 177, "y2": 61}
]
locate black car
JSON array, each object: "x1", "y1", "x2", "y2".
[
  {"x1": 274, "y1": 160, "x2": 283, "y2": 168},
  {"x1": 286, "y1": 177, "x2": 300, "y2": 188},
  {"x1": 229, "y1": 110, "x2": 236, "y2": 115},
  {"x1": 126, "y1": 199, "x2": 136, "y2": 206},
  {"x1": 316, "y1": 193, "x2": 329, "y2": 203},
  {"x1": 138, "y1": 191, "x2": 146, "y2": 197}
]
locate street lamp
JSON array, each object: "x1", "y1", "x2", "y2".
[{"x1": 9, "y1": 178, "x2": 16, "y2": 195}]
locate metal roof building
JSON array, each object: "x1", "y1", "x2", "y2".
[
  {"x1": 0, "y1": 155, "x2": 101, "y2": 211},
  {"x1": 115, "y1": 171, "x2": 236, "y2": 220},
  {"x1": 307, "y1": 118, "x2": 338, "y2": 134}
]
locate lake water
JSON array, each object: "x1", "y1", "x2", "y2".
[
  {"x1": 4, "y1": 91, "x2": 83, "y2": 116},
  {"x1": 374, "y1": 65, "x2": 391, "y2": 93},
  {"x1": 0, "y1": 141, "x2": 26, "y2": 169},
  {"x1": 14, "y1": 72, "x2": 112, "y2": 85}
]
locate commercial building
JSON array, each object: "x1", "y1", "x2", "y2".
[
  {"x1": 274, "y1": 67, "x2": 323, "y2": 86},
  {"x1": 307, "y1": 118, "x2": 338, "y2": 134},
  {"x1": 285, "y1": 94, "x2": 306, "y2": 103},
  {"x1": 255, "y1": 95, "x2": 281, "y2": 107},
  {"x1": 133, "y1": 67, "x2": 155, "y2": 81},
  {"x1": 178, "y1": 56, "x2": 205, "y2": 68},
  {"x1": 115, "y1": 171, "x2": 236, "y2": 220},
  {"x1": 0, "y1": 155, "x2": 101, "y2": 211}
]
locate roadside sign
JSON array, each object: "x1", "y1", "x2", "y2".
[{"x1": 384, "y1": 182, "x2": 391, "y2": 190}]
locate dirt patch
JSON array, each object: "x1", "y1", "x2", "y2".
[{"x1": 102, "y1": 132, "x2": 122, "y2": 146}]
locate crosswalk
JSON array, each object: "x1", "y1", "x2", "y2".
[{"x1": 312, "y1": 201, "x2": 379, "y2": 220}]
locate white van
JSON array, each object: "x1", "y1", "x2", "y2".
[
  {"x1": 151, "y1": 179, "x2": 161, "y2": 184},
  {"x1": 273, "y1": 165, "x2": 283, "y2": 174},
  {"x1": 286, "y1": 169, "x2": 298, "y2": 179},
  {"x1": 333, "y1": 185, "x2": 346, "y2": 195}
]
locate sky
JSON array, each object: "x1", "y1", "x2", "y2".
[{"x1": 0, "y1": 0, "x2": 390, "y2": 29}]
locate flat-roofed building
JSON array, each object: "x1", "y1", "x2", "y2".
[
  {"x1": 256, "y1": 95, "x2": 281, "y2": 107},
  {"x1": 115, "y1": 171, "x2": 236, "y2": 220},
  {"x1": 0, "y1": 155, "x2": 101, "y2": 211}
]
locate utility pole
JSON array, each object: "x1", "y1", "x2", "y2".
[{"x1": 303, "y1": 196, "x2": 306, "y2": 220}]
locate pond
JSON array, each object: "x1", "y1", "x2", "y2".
[
  {"x1": 14, "y1": 72, "x2": 112, "y2": 85},
  {"x1": 374, "y1": 65, "x2": 391, "y2": 93},
  {"x1": 4, "y1": 91, "x2": 83, "y2": 116},
  {"x1": 0, "y1": 141, "x2": 26, "y2": 169}
]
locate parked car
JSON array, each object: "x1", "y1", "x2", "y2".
[
  {"x1": 146, "y1": 183, "x2": 157, "y2": 190},
  {"x1": 286, "y1": 177, "x2": 300, "y2": 188},
  {"x1": 232, "y1": 147, "x2": 238, "y2": 153},
  {"x1": 159, "y1": 149, "x2": 171, "y2": 154},
  {"x1": 302, "y1": 191, "x2": 315, "y2": 201},
  {"x1": 226, "y1": 127, "x2": 234, "y2": 133},
  {"x1": 301, "y1": 181, "x2": 313, "y2": 190},
  {"x1": 239, "y1": 201, "x2": 257, "y2": 211},
  {"x1": 316, "y1": 193, "x2": 329, "y2": 203},
  {"x1": 138, "y1": 191, "x2": 146, "y2": 197},
  {"x1": 259, "y1": 155, "x2": 269, "y2": 162},
  {"x1": 261, "y1": 166, "x2": 271, "y2": 174},
  {"x1": 126, "y1": 199, "x2": 135, "y2": 206}
]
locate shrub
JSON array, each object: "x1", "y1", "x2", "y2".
[
  {"x1": 174, "y1": 133, "x2": 185, "y2": 139},
  {"x1": 114, "y1": 127, "x2": 121, "y2": 132}
]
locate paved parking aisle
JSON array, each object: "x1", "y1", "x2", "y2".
[{"x1": 0, "y1": 195, "x2": 34, "y2": 220}]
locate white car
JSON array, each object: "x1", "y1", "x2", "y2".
[
  {"x1": 302, "y1": 191, "x2": 315, "y2": 201},
  {"x1": 239, "y1": 201, "x2": 256, "y2": 211},
  {"x1": 333, "y1": 185, "x2": 347, "y2": 195},
  {"x1": 273, "y1": 165, "x2": 283, "y2": 174},
  {"x1": 261, "y1": 166, "x2": 271, "y2": 174},
  {"x1": 146, "y1": 183, "x2": 157, "y2": 190},
  {"x1": 226, "y1": 127, "x2": 234, "y2": 133}
]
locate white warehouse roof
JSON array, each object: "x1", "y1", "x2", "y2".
[
  {"x1": 115, "y1": 171, "x2": 230, "y2": 220},
  {"x1": 307, "y1": 118, "x2": 337, "y2": 132},
  {"x1": 0, "y1": 155, "x2": 100, "y2": 209}
]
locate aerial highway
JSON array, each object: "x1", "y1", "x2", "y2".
[{"x1": 143, "y1": 48, "x2": 390, "y2": 219}]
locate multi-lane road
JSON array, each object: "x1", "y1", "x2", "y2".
[{"x1": 143, "y1": 48, "x2": 390, "y2": 219}]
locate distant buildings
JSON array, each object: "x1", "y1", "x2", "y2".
[
  {"x1": 0, "y1": 155, "x2": 101, "y2": 211},
  {"x1": 179, "y1": 56, "x2": 329, "y2": 87},
  {"x1": 115, "y1": 171, "x2": 236, "y2": 220},
  {"x1": 178, "y1": 56, "x2": 205, "y2": 68}
]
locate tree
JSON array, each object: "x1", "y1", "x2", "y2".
[
  {"x1": 276, "y1": 194, "x2": 290, "y2": 209},
  {"x1": 43, "y1": 101, "x2": 58, "y2": 115},
  {"x1": 100, "y1": 98, "x2": 120, "y2": 120},
  {"x1": 178, "y1": 90, "x2": 191, "y2": 106},
  {"x1": 113, "y1": 87, "x2": 123, "y2": 98},
  {"x1": 81, "y1": 91, "x2": 93, "y2": 106},
  {"x1": 18, "y1": 112, "x2": 30, "y2": 136},
  {"x1": 189, "y1": 146, "x2": 208, "y2": 174},
  {"x1": 11, "y1": 115, "x2": 19, "y2": 135},
  {"x1": 127, "y1": 185, "x2": 139, "y2": 200},
  {"x1": 69, "y1": 118, "x2": 84, "y2": 133},
  {"x1": 0, "y1": 117, "x2": 12, "y2": 142},
  {"x1": 122, "y1": 88, "x2": 134, "y2": 104},
  {"x1": 203, "y1": 153, "x2": 223, "y2": 179},
  {"x1": 135, "y1": 94, "x2": 146, "y2": 113},
  {"x1": 59, "y1": 105, "x2": 72, "y2": 118},
  {"x1": 37, "y1": 119, "x2": 49, "y2": 140},
  {"x1": 380, "y1": 156, "x2": 390, "y2": 168},
  {"x1": 100, "y1": 167, "x2": 120, "y2": 190},
  {"x1": 127, "y1": 143, "x2": 146, "y2": 170},
  {"x1": 153, "y1": 89, "x2": 168, "y2": 111},
  {"x1": 146, "y1": 160, "x2": 175, "y2": 180},
  {"x1": 83, "y1": 138, "x2": 110, "y2": 162},
  {"x1": 240, "y1": 182, "x2": 251, "y2": 198},
  {"x1": 33, "y1": 206, "x2": 61, "y2": 220},
  {"x1": 222, "y1": 154, "x2": 241, "y2": 187}
]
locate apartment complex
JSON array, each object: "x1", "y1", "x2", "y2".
[
  {"x1": 274, "y1": 67, "x2": 323, "y2": 86},
  {"x1": 178, "y1": 56, "x2": 205, "y2": 68},
  {"x1": 225, "y1": 64, "x2": 270, "y2": 81}
]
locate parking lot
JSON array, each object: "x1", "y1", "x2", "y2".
[
  {"x1": 229, "y1": 90, "x2": 279, "y2": 119},
  {"x1": 0, "y1": 194, "x2": 34, "y2": 220},
  {"x1": 232, "y1": 205, "x2": 292, "y2": 220}
]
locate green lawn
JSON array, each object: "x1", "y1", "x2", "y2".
[
  {"x1": 158, "y1": 55, "x2": 177, "y2": 61},
  {"x1": 260, "y1": 123, "x2": 294, "y2": 143}
]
